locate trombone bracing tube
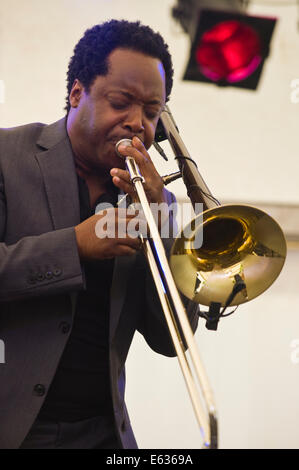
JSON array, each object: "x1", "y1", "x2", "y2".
[{"x1": 159, "y1": 106, "x2": 219, "y2": 212}]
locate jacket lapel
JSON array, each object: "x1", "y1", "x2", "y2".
[{"x1": 35, "y1": 118, "x2": 80, "y2": 230}]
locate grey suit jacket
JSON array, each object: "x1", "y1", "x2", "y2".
[{"x1": 0, "y1": 118, "x2": 199, "y2": 449}]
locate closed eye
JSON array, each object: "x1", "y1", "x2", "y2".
[
  {"x1": 145, "y1": 110, "x2": 160, "y2": 120},
  {"x1": 110, "y1": 100, "x2": 129, "y2": 110}
]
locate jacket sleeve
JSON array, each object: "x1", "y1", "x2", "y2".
[{"x1": 0, "y1": 172, "x2": 84, "y2": 302}]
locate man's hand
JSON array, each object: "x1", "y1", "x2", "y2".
[
  {"x1": 110, "y1": 136, "x2": 167, "y2": 205},
  {"x1": 74, "y1": 208, "x2": 143, "y2": 260},
  {"x1": 110, "y1": 136, "x2": 171, "y2": 232}
]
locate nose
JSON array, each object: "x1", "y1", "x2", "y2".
[{"x1": 123, "y1": 106, "x2": 145, "y2": 135}]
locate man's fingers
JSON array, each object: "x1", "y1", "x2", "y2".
[
  {"x1": 132, "y1": 136, "x2": 152, "y2": 163},
  {"x1": 110, "y1": 168, "x2": 130, "y2": 183},
  {"x1": 111, "y1": 175, "x2": 135, "y2": 199},
  {"x1": 115, "y1": 244, "x2": 140, "y2": 257},
  {"x1": 116, "y1": 137, "x2": 152, "y2": 170},
  {"x1": 95, "y1": 208, "x2": 146, "y2": 245}
]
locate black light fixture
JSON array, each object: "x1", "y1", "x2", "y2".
[{"x1": 172, "y1": 0, "x2": 277, "y2": 90}]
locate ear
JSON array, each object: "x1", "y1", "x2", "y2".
[{"x1": 69, "y1": 79, "x2": 85, "y2": 108}]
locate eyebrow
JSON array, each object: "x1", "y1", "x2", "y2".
[{"x1": 112, "y1": 90, "x2": 163, "y2": 107}]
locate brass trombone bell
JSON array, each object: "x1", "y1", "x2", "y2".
[{"x1": 170, "y1": 204, "x2": 287, "y2": 307}]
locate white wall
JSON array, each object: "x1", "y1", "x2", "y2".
[{"x1": 0, "y1": 0, "x2": 298, "y2": 449}]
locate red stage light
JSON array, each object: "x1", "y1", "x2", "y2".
[
  {"x1": 195, "y1": 20, "x2": 262, "y2": 83},
  {"x1": 182, "y1": 9, "x2": 277, "y2": 90}
]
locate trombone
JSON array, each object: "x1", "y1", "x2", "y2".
[{"x1": 115, "y1": 106, "x2": 286, "y2": 449}]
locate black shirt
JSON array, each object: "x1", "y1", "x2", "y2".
[{"x1": 38, "y1": 177, "x2": 118, "y2": 422}]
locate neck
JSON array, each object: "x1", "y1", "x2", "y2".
[{"x1": 76, "y1": 163, "x2": 115, "y2": 206}]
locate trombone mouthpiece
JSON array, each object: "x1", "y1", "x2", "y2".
[{"x1": 115, "y1": 138, "x2": 132, "y2": 159}]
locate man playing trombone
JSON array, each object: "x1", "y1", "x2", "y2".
[{"x1": 0, "y1": 19, "x2": 199, "y2": 449}]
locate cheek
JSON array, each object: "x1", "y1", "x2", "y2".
[
  {"x1": 83, "y1": 104, "x2": 112, "y2": 140},
  {"x1": 99, "y1": 114, "x2": 123, "y2": 141},
  {"x1": 89, "y1": 115, "x2": 106, "y2": 139}
]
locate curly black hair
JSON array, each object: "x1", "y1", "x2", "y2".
[{"x1": 65, "y1": 19, "x2": 174, "y2": 112}]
